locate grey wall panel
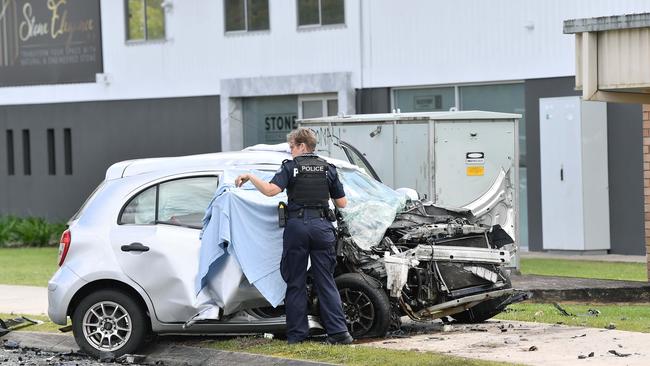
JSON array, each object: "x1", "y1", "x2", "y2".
[
  {"x1": 607, "y1": 103, "x2": 644, "y2": 255},
  {"x1": 524, "y1": 77, "x2": 581, "y2": 251},
  {"x1": 0, "y1": 96, "x2": 220, "y2": 221},
  {"x1": 355, "y1": 88, "x2": 391, "y2": 114}
]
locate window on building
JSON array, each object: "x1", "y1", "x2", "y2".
[
  {"x1": 393, "y1": 87, "x2": 456, "y2": 113},
  {"x1": 22, "y1": 129, "x2": 31, "y2": 176},
  {"x1": 298, "y1": 0, "x2": 344, "y2": 27},
  {"x1": 126, "y1": 0, "x2": 165, "y2": 41},
  {"x1": 47, "y1": 129, "x2": 56, "y2": 175},
  {"x1": 299, "y1": 94, "x2": 338, "y2": 118},
  {"x1": 64, "y1": 128, "x2": 73, "y2": 175},
  {"x1": 5, "y1": 130, "x2": 14, "y2": 176},
  {"x1": 225, "y1": 0, "x2": 270, "y2": 32}
]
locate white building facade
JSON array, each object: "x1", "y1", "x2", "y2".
[{"x1": 1, "y1": 0, "x2": 649, "y2": 254}]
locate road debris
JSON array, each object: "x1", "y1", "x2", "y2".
[
  {"x1": 553, "y1": 303, "x2": 574, "y2": 317},
  {"x1": 469, "y1": 326, "x2": 487, "y2": 332},
  {"x1": 0, "y1": 316, "x2": 41, "y2": 336},
  {"x1": 0, "y1": 343, "x2": 149, "y2": 365},
  {"x1": 2, "y1": 340, "x2": 19, "y2": 349},
  {"x1": 608, "y1": 349, "x2": 631, "y2": 357},
  {"x1": 577, "y1": 351, "x2": 595, "y2": 359},
  {"x1": 586, "y1": 309, "x2": 601, "y2": 316},
  {"x1": 99, "y1": 351, "x2": 115, "y2": 362},
  {"x1": 528, "y1": 345, "x2": 538, "y2": 351},
  {"x1": 605, "y1": 323, "x2": 617, "y2": 330},
  {"x1": 117, "y1": 354, "x2": 147, "y2": 364},
  {"x1": 571, "y1": 333, "x2": 587, "y2": 339}
]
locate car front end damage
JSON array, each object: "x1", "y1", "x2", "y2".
[{"x1": 336, "y1": 199, "x2": 528, "y2": 332}]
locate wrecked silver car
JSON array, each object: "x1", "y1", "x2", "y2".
[
  {"x1": 331, "y1": 165, "x2": 521, "y2": 336},
  {"x1": 48, "y1": 144, "x2": 523, "y2": 358}
]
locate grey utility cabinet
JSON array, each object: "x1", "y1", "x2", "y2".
[{"x1": 299, "y1": 111, "x2": 521, "y2": 247}]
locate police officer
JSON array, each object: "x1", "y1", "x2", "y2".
[{"x1": 235, "y1": 128, "x2": 353, "y2": 345}]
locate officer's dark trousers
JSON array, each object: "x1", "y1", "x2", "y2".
[{"x1": 281, "y1": 215, "x2": 348, "y2": 343}]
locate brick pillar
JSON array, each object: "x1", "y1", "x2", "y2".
[{"x1": 644, "y1": 104, "x2": 650, "y2": 281}]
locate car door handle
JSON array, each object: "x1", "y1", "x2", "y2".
[{"x1": 121, "y1": 242, "x2": 150, "y2": 252}]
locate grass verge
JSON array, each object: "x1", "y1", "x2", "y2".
[
  {"x1": 495, "y1": 303, "x2": 650, "y2": 332},
  {"x1": 0, "y1": 313, "x2": 68, "y2": 333},
  {"x1": 519, "y1": 258, "x2": 647, "y2": 282},
  {"x1": 208, "y1": 337, "x2": 514, "y2": 366},
  {"x1": 0, "y1": 247, "x2": 59, "y2": 286}
]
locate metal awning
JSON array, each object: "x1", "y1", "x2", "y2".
[{"x1": 564, "y1": 13, "x2": 650, "y2": 104}]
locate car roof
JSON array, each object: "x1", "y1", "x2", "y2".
[{"x1": 105, "y1": 143, "x2": 357, "y2": 180}]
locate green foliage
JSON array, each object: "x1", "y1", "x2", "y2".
[
  {"x1": 496, "y1": 303, "x2": 650, "y2": 333},
  {"x1": 0, "y1": 216, "x2": 66, "y2": 247},
  {"x1": 520, "y1": 258, "x2": 647, "y2": 282},
  {"x1": 0, "y1": 216, "x2": 19, "y2": 245}
]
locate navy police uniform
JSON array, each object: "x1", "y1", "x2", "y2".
[{"x1": 270, "y1": 153, "x2": 348, "y2": 343}]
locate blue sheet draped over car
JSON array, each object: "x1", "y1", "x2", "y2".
[
  {"x1": 196, "y1": 170, "x2": 287, "y2": 310},
  {"x1": 192, "y1": 165, "x2": 406, "y2": 320}
]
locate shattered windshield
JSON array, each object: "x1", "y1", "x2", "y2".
[{"x1": 338, "y1": 168, "x2": 407, "y2": 250}]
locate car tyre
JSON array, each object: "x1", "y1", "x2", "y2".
[
  {"x1": 335, "y1": 273, "x2": 390, "y2": 338},
  {"x1": 72, "y1": 289, "x2": 148, "y2": 358}
]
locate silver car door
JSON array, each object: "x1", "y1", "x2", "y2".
[{"x1": 110, "y1": 176, "x2": 217, "y2": 323}]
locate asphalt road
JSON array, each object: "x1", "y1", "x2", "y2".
[{"x1": 0, "y1": 341, "x2": 147, "y2": 366}]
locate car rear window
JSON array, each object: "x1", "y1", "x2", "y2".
[{"x1": 70, "y1": 181, "x2": 107, "y2": 222}]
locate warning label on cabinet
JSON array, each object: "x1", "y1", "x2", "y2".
[
  {"x1": 466, "y1": 166, "x2": 485, "y2": 176},
  {"x1": 465, "y1": 152, "x2": 485, "y2": 176}
]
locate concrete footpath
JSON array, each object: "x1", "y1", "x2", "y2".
[
  {"x1": 364, "y1": 319, "x2": 650, "y2": 366},
  {"x1": 0, "y1": 284, "x2": 48, "y2": 314}
]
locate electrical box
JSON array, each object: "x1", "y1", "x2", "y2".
[
  {"x1": 539, "y1": 96, "x2": 610, "y2": 252},
  {"x1": 299, "y1": 111, "x2": 520, "y2": 246}
]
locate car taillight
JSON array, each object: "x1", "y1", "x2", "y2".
[{"x1": 58, "y1": 230, "x2": 71, "y2": 267}]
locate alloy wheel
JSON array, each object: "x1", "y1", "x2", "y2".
[
  {"x1": 339, "y1": 288, "x2": 375, "y2": 336},
  {"x1": 81, "y1": 301, "x2": 133, "y2": 352}
]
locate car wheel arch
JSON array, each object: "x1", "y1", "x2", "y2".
[{"x1": 67, "y1": 279, "x2": 152, "y2": 323}]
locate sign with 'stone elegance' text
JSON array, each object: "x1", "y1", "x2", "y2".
[{"x1": 0, "y1": 0, "x2": 102, "y2": 86}]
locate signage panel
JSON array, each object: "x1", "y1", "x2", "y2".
[{"x1": 0, "y1": 0, "x2": 103, "y2": 86}]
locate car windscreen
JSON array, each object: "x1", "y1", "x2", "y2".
[{"x1": 337, "y1": 168, "x2": 406, "y2": 250}]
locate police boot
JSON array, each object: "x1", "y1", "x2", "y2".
[{"x1": 325, "y1": 331, "x2": 353, "y2": 345}]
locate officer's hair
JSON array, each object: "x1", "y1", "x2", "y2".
[{"x1": 287, "y1": 128, "x2": 317, "y2": 151}]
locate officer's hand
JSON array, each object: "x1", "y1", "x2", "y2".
[{"x1": 235, "y1": 174, "x2": 249, "y2": 187}]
